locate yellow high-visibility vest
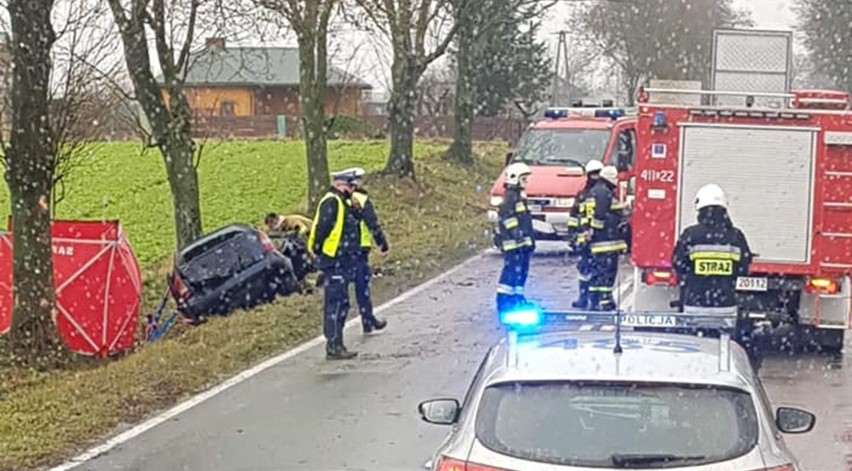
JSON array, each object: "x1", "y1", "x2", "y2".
[
  {"x1": 351, "y1": 191, "x2": 372, "y2": 249},
  {"x1": 308, "y1": 192, "x2": 345, "y2": 257}
]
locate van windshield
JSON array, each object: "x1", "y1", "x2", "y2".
[
  {"x1": 513, "y1": 129, "x2": 611, "y2": 167},
  {"x1": 475, "y1": 381, "x2": 759, "y2": 468}
]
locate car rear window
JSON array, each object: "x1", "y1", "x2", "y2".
[
  {"x1": 475, "y1": 381, "x2": 759, "y2": 468},
  {"x1": 179, "y1": 233, "x2": 266, "y2": 289}
]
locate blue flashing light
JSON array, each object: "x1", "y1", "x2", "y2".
[
  {"x1": 594, "y1": 108, "x2": 625, "y2": 120},
  {"x1": 544, "y1": 108, "x2": 569, "y2": 119},
  {"x1": 653, "y1": 111, "x2": 668, "y2": 127},
  {"x1": 500, "y1": 305, "x2": 543, "y2": 329}
]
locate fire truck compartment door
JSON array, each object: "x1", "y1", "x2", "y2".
[{"x1": 677, "y1": 124, "x2": 817, "y2": 265}]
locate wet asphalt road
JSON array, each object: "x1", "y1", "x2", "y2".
[{"x1": 72, "y1": 244, "x2": 850, "y2": 471}]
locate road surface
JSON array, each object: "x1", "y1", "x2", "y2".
[{"x1": 69, "y1": 244, "x2": 851, "y2": 471}]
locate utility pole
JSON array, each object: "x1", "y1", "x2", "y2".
[{"x1": 551, "y1": 30, "x2": 571, "y2": 106}]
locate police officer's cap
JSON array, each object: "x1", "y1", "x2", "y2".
[{"x1": 332, "y1": 167, "x2": 366, "y2": 183}]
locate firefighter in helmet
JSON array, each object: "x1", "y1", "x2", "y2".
[
  {"x1": 496, "y1": 162, "x2": 535, "y2": 312},
  {"x1": 672, "y1": 184, "x2": 757, "y2": 364},
  {"x1": 569, "y1": 159, "x2": 603, "y2": 308},
  {"x1": 584, "y1": 165, "x2": 628, "y2": 310}
]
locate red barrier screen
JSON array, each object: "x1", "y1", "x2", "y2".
[{"x1": 0, "y1": 220, "x2": 143, "y2": 357}]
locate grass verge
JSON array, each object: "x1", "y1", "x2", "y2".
[{"x1": 0, "y1": 139, "x2": 505, "y2": 470}]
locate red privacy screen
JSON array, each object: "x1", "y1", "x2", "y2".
[{"x1": 0, "y1": 220, "x2": 143, "y2": 357}]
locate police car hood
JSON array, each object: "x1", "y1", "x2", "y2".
[{"x1": 491, "y1": 165, "x2": 586, "y2": 198}]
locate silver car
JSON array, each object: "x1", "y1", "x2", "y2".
[{"x1": 418, "y1": 327, "x2": 815, "y2": 471}]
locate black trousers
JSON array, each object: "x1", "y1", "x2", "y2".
[
  {"x1": 575, "y1": 243, "x2": 591, "y2": 302},
  {"x1": 322, "y1": 261, "x2": 356, "y2": 353},
  {"x1": 354, "y1": 251, "x2": 379, "y2": 328},
  {"x1": 589, "y1": 252, "x2": 619, "y2": 309},
  {"x1": 497, "y1": 249, "x2": 531, "y2": 311}
]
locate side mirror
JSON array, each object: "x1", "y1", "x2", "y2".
[
  {"x1": 418, "y1": 398, "x2": 460, "y2": 425},
  {"x1": 505, "y1": 152, "x2": 514, "y2": 166},
  {"x1": 776, "y1": 407, "x2": 816, "y2": 434}
]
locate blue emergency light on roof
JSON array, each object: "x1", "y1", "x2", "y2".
[
  {"x1": 594, "y1": 108, "x2": 626, "y2": 120},
  {"x1": 501, "y1": 306, "x2": 737, "y2": 368},
  {"x1": 544, "y1": 108, "x2": 569, "y2": 119},
  {"x1": 499, "y1": 304, "x2": 543, "y2": 329}
]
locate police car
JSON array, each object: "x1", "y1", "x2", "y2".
[{"x1": 418, "y1": 308, "x2": 815, "y2": 470}]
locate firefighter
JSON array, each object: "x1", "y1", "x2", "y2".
[
  {"x1": 496, "y1": 162, "x2": 535, "y2": 312},
  {"x1": 585, "y1": 165, "x2": 628, "y2": 310},
  {"x1": 348, "y1": 167, "x2": 390, "y2": 335},
  {"x1": 308, "y1": 169, "x2": 364, "y2": 360},
  {"x1": 672, "y1": 184, "x2": 757, "y2": 364},
  {"x1": 569, "y1": 159, "x2": 603, "y2": 309}
]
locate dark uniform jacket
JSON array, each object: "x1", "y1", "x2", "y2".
[
  {"x1": 352, "y1": 189, "x2": 389, "y2": 253},
  {"x1": 497, "y1": 185, "x2": 535, "y2": 253},
  {"x1": 568, "y1": 178, "x2": 597, "y2": 244},
  {"x1": 586, "y1": 179, "x2": 628, "y2": 254},
  {"x1": 672, "y1": 206, "x2": 753, "y2": 308},
  {"x1": 311, "y1": 187, "x2": 362, "y2": 270}
]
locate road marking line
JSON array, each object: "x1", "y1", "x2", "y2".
[{"x1": 49, "y1": 252, "x2": 488, "y2": 471}]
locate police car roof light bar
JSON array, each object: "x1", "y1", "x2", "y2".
[{"x1": 500, "y1": 306, "x2": 736, "y2": 370}]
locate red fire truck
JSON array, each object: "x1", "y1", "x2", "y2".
[
  {"x1": 488, "y1": 104, "x2": 637, "y2": 247},
  {"x1": 629, "y1": 87, "x2": 852, "y2": 351}
]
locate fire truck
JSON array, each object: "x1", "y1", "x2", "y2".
[
  {"x1": 629, "y1": 87, "x2": 852, "y2": 351},
  {"x1": 488, "y1": 103, "x2": 637, "y2": 247}
]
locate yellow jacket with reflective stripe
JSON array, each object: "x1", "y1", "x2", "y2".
[
  {"x1": 350, "y1": 191, "x2": 372, "y2": 249},
  {"x1": 308, "y1": 192, "x2": 345, "y2": 258}
]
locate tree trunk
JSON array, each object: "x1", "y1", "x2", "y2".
[
  {"x1": 446, "y1": 15, "x2": 476, "y2": 165},
  {"x1": 5, "y1": 0, "x2": 63, "y2": 367},
  {"x1": 298, "y1": 31, "x2": 330, "y2": 212},
  {"x1": 112, "y1": 14, "x2": 203, "y2": 250},
  {"x1": 385, "y1": 60, "x2": 418, "y2": 178}
]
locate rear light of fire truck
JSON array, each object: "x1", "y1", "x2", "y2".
[
  {"x1": 643, "y1": 269, "x2": 678, "y2": 287},
  {"x1": 434, "y1": 456, "x2": 510, "y2": 471},
  {"x1": 805, "y1": 276, "x2": 840, "y2": 295}
]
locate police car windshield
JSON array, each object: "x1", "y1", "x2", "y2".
[
  {"x1": 513, "y1": 129, "x2": 610, "y2": 167},
  {"x1": 475, "y1": 381, "x2": 759, "y2": 468}
]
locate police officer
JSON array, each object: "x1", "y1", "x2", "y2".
[
  {"x1": 672, "y1": 184, "x2": 756, "y2": 363},
  {"x1": 348, "y1": 167, "x2": 390, "y2": 335},
  {"x1": 569, "y1": 159, "x2": 603, "y2": 309},
  {"x1": 585, "y1": 166, "x2": 628, "y2": 310},
  {"x1": 496, "y1": 162, "x2": 535, "y2": 312},
  {"x1": 308, "y1": 169, "x2": 364, "y2": 360}
]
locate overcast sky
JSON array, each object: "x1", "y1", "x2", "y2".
[{"x1": 345, "y1": 0, "x2": 799, "y2": 94}]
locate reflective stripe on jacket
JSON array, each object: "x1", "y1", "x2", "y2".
[{"x1": 308, "y1": 192, "x2": 345, "y2": 258}]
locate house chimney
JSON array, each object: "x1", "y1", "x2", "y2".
[{"x1": 206, "y1": 37, "x2": 225, "y2": 50}]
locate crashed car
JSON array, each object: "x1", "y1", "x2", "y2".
[{"x1": 167, "y1": 224, "x2": 301, "y2": 320}]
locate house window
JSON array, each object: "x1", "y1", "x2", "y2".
[{"x1": 220, "y1": 101, "x2": 235, "y2": 116}]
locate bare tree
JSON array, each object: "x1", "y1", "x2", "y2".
[
  {"x1": 253, "y1": 0, "x2": 336, "y2": 211},
  {"x1": 4, "y1": 0, "x2": 63, "y2": 367},
  {"x1": 105, "y1": 0, "x2": 205, "y2": 250},
  {"x1": 575, "y1": 0, "x2": 751, "y2": 105},
  {"x1": 446, "y1": 0, "x2": 552, "y2": 164},
  {"x1": 49, "y1": 0, "x2": 126, "y2": 211},
  {"x1": 354, "y1": 0, "x2": 459, "y2": 178}
]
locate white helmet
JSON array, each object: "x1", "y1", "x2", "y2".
[
  {"x1": 505, "y1": 162, "x2": 532, "y2": 186},
  {"x1": 695, "y1": 184, "x2": 727, "y2": 210},
  {"x1": 585, "y1": 159, "x2": 604, "y2": 175},
  {"x1": 600, "y1": 166, "x2": 619, "y2": 185}
]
